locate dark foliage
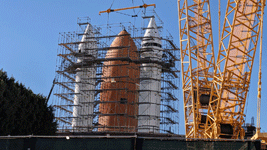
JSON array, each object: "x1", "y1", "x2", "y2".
[{"x1": 0, "y1": 69, "x2": 57, "y2": 135}]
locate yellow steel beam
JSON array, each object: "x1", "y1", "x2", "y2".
[{"x1": 99, "y1": 4, "x2": 156, "y2": 15}]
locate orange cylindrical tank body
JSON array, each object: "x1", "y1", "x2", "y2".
[{"x1": 98, "y1": 30, "x2": 139, "y2": 132}]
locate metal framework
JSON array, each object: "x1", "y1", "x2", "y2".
[
  {"x1": 205, "y1": 0, "x2": 265, "y2": 139},
  {"x1": 178, "y1": 0, "x2": 215, "y2": 138},
  {"x1": 52, "y1": 14, "x2": 180, "y2": 134}
]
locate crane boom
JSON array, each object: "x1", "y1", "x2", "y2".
[
  {"x1": 257, "y1": 0, "x2": 265, "y2": 134},
  {"x1": 99, "y1": 4, "x2": 156, "y2": 15},
  {"x1": 205, "y1": 0, "x2": 265, "y2": 139},
  {"x1": 178, "y1": 0, "x2": 215, "y2": 138}
]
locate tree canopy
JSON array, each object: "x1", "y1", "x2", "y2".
[{"x1": 0, "y1": 69, "x2": 57, "y2": 135}]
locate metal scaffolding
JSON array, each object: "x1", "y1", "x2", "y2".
[{"x1": 52, "y1": 13, "x2": 180, "y2": 134}]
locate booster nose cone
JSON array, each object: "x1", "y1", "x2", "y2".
[
  {"x1": 72, "y1": 23, "x2": 97, "y2": 131},
  {"x1": 142, "y1": 17, "x2": 162, "y2": 48},
  {"x1": 141, "y1": 17, "x2": 162, "y2": 61},
  {"x1": 138, "y1": 17, "x2": 163, "y2": 133}
]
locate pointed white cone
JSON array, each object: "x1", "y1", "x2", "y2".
[{"x1": 141, "y1": 17, "x2": 162, "y2": 47}]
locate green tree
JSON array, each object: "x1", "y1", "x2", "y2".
[{"x1": 0, "y1": 69, "x2": 57, "y2": 135}]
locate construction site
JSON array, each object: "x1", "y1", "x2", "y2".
[
  {"x1": 52, "y1": 10, "x2": 180, "y2": 134},
  {"x1": 1, "y1": 0, "x2": 267, "y2": 150}
]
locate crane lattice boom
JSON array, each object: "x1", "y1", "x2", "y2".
[
  {"x1": 178, "y1": 0, "x2": 266, "y2": 139},
  {"x1": 178, "y1": 0, "x2": 215, "y2": 138},
  {"x1": 205, "y1": 0, "x2": 265, "y2": 139}
]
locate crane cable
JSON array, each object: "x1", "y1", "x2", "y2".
[
  {"x1": 141, "y1": 0, "x2": 145, "y2": 5},
  {"x1": 132, "y1": 0, "x2": 136, "y2": 15},
  {"x1": 257, "y1": 0, "x2": 264, "y2": 134},
  {"x1": 110, "y1": 0, "x2": 115, "y2": 9}
]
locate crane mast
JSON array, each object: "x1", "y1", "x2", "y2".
[
  {"x1": 178, "y1": 0, "x2": 215, "y2": 138},
  {"x1": 205, "y1": 0, "x2": 265, "y2": 139}
]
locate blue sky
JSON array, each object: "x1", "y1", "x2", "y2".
[{"x1": 1, "y1": 0, "x2": 267, "y2": 134}]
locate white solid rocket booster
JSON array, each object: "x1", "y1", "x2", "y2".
[
  {"x1": 138, "y1": 17, "x2": 163, "y2": 133},
  {"x1": 72, "y1": 24, "x2": 97, "y2": 131}
]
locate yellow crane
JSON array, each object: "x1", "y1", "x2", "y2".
[
  {"x1": 178, "y1": 0, "x2": 215, "y2": 138},
  {"x1": 251, "y1": 1, "x2": 267, "y2": 144},
  {"x1": 205, "y1": 0, "x2": 265, "y2": 139},
  {"x1": 178, "y1": 0, "x2": 266, "y2": 139}
]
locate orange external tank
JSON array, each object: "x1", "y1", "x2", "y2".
[{"x1": 98, "y1": 29, "x2": 139, "y2": 132}]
